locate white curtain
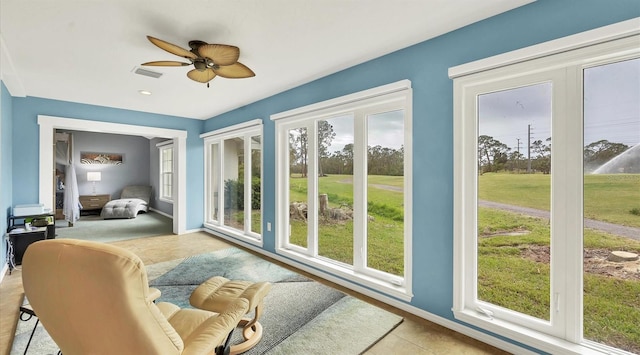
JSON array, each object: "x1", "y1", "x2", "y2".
[{"x1": 55, "y1": 132, "x2": 81, "y2": 224}]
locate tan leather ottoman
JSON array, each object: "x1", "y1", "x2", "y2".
[{"x1": 190, "y1": 276, "x2": 271, "y2": 354}]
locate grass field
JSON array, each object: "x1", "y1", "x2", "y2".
[
  {"x1": 478, "y1": 172, "x2": 640, "y2": 352},
  {"x1": 479, "y1": 208, "x2": 640, "y2": 351},
  {"x1": 288, "y1": 174, "x2": 404, "y2": 275},
  {"x1": 282, "y1": 172, "x2": 639, "y2": 352},
  {"x1": 479, "y1": 173, "x2": 640, "y2": 227}
]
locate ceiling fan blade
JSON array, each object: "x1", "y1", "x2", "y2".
[
  {"x1": 141, "y1": 61, "x2": 191, "y2": 67},
  {"x1": 147, "y1": 36, "x2": 197, "y2": 60},
  {"x1": 187, "y1": 68, "x2": 216, "y2": 83},
  {"x1": 213, "y1": 62, "x2": 256, "y2": 78},
  {"x1": 197, "y1": 44, "x2": 240, "y2": 66}
]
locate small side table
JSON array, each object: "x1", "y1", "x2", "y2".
[
  {"x1": 6, "y1": 227, "x2": 48, "y2": 273},
  {"x1": 79, "y1": 194, "x2": 111, "y2": 215}
]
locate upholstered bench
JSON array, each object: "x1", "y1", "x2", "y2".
[{"x1": 190, "y1": 276, "x2": 271, "y2": 355}]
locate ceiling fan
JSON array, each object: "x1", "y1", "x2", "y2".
[{"x1": 141, "y1": 35, "x2": 255, "y2": 87}]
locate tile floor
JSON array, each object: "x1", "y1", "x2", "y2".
[{"x1": 0, "y1": 232, "x2": 509, "y2": 355}]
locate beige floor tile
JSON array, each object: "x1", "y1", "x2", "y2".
[
  {"x1": 392, "y1": 317, "x2": 509, "y2": 355},
  {"x1": 365, "y1": 333, "x2": 436, "y2": 355},
  {"x1": 394, "y1": 317, "x2": 461, "y2": 348}
]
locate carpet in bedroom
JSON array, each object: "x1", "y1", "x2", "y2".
[{"x1": 54, "y1": 211, "x2": 172, "y2": 242}]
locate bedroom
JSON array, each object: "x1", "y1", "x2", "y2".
[{"x1": 53, "y1": 129, "x2": 173, "y2": 240}]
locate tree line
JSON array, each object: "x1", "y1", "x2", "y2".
[
  {"x1": 289, "y1": 122, "x2": 403, "y2": 177},
  {"x1": 478, "y1": 135, "x2": 630, "y2": 174}
]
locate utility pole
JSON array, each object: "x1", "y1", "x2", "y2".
[
  {"x1": 516, "y1": 138, "x2": 521, "y2": 171},
  {"x1": 527, "y1": 124, "x2": 532, "y2": 173}
]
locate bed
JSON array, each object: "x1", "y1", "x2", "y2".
[{"x1": 101, "y1": 185, "x2": 152, "y2": 219}]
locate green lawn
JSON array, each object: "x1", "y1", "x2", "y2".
[
  {"x1": 284, "y1": 172, "x2": 640, "y2": 352},
  {"x1": 289, "y1": 174, "x2": 404, "y2": 211},
  {"x1": 288, "y1": 174, "x2": 404, "y2": 275},
  {"x1": 478, "y1": 172, "x2": 639, "y2": 351},
  {"x1": 479, "y1": 208, "x2": 640, "y2": 352},
  {"x1": 479, "y1": 173, "x2": 640, "y2": 227}
]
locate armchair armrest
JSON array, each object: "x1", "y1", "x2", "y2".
[{"x1": 148, "y1": 287, "x2": 161, "y2": 303}]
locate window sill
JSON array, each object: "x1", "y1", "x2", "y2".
[
  {"x1": 453, "y1": 309, "x2": 627, "y2": 355},
  {"x1": 204, "y1": 223, "x2": 263, "y2": 247},
  {"x1": 277, "y1": 247, "x2": 412, "y2": 302}
]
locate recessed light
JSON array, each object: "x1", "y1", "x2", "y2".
[{"x1": 138, "y1": 90, "x2": 152, "y2": 95}]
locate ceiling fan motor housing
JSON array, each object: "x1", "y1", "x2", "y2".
[{"x1": 193, "y1": 60, "x2": 208, "y2": 71}]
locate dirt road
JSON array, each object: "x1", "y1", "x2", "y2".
[{"x1": 479, "y1": 200, "x2": 640, "y2": 241}]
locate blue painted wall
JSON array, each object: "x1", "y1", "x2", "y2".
[
  {"x1": 201, "y1": 0, "x2": 640, "y2": 350},
  {"x1": 10, "y1": 97, "x2": 204, "y2": 229},
  {"x1": 3, "y1": 0, "x2": 639, "y2": 351},
  {"x1": 1, "y1": 82, "x2": 14, "y2": 272}
]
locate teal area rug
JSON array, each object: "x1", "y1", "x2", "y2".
[
  {"x1": 54, "y1": 211, "x2": 173, "y2": 242},
  {"x1": 11, "y1": 247, "x2": 402, "y2": 354}
]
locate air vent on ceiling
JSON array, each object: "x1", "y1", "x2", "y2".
[{"x1": 134, "y1": 67, "x2": 163, "y2": 79}]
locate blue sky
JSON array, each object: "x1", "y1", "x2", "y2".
[
  {"x1": 478, "y1": 58, "x2": 640, "y2": 153},
  {"x1": 324, "y1": 110, "x2": 404, "y2": 153}
]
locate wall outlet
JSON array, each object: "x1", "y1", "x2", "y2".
[{"x1": 267, "y1": 222, "x2": 272, "y2": 231}]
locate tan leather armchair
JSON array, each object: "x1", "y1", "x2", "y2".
[{"x1": 22, "y1": 239, "x2": 249, "y2": 355}]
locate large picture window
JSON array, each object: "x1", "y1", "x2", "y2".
[
  {"x1": 272, "y1": 81, "x2": 413, "y2": 301},
  {"x1": 452, "y1": 25, "x2": 639, "y2": 354},
  {"x1": 202, "y1": 120, "x2": 263, "y2": 244}
]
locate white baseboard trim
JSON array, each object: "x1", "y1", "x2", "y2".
[
  {"x1": 203, "y1": 230, "x2": 534, "y2": 355},
  {"x1": 0, "y1": 263, "x2": 9, "y2": 285},
  {"x1": 148, "y1": 208, "x2": 173, "y2": 219},
  {"x1": 181, "y1": 227, "x2": 205, "y2": 235}
]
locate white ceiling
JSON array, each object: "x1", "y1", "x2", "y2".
[{"x1": 0, "y1": 0, "x2": 532, "y2": 120}]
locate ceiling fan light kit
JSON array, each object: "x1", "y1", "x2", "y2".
[{"x1": 142, "y1": 35, "x2": 255, "y2": 87}]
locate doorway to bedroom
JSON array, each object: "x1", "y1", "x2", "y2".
[
  {"x1": 38, "y1": 115, "x2": 188, "y2": 235},
  {"x1": 52, "y1": 129, "x2": 175, "y2": 242}
]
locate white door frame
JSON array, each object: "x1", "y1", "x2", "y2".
[{"x1": 38, "y1": 115, "x2": 188, "y2": 234}]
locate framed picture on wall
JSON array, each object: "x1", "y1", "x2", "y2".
[{"x1": 80, "y1": 152, "x2": 123, "y2": 165}]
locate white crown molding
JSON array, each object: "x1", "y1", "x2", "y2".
[{"x1": 0, "y1": 34, "x2": 26, "y2": 97}]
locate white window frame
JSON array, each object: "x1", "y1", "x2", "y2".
[
  {"x1": 201, "y1": 119, "x2": 263, "y2": 246},
  {"x1": 157, "y1": 141, "x2": 174, "y2": 203},
  {"x1": 272, "y1": 80, "x2": 413, "y2": 302},
  {"x1": 451, "y1": 19, "x2": 639, "y2": 355}
]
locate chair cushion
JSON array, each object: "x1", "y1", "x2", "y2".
[
  {"x1": 158, "y1": 299, "x2": 249, "y2": 354},
  {"x1": 190, "y1": 276, "x2": 271, "y2": 313}
]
